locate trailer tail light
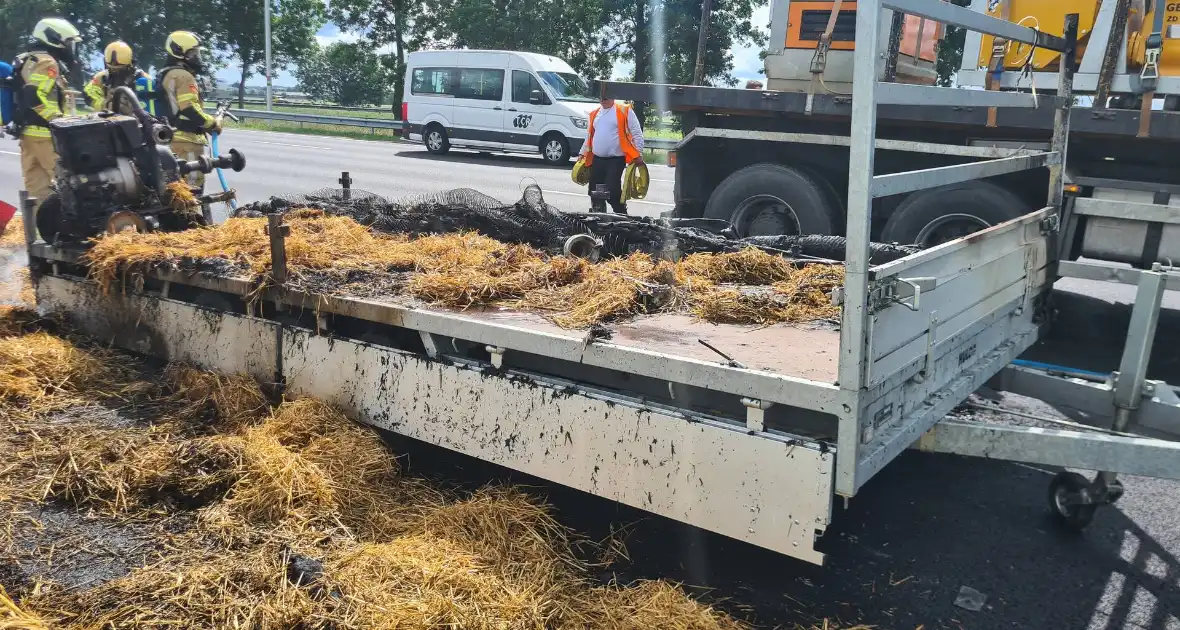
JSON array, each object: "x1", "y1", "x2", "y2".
[
  {"x1": 667, "y1": 150, "x2": 677, "y2": 168},
  {"x1": 400, "y1": 102, "x2": 408, "y2": 135}
]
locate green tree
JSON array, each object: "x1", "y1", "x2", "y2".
[
  {"x1": 934, "y1": 0, "x2": 972, "y2": 87},
  {"x1": 326, "y1": 0, "x2": 429, "y2": 117},
  {"x1": 214, "y1": 0, "x2": 325, "y2": 107},
  {"x1": 601, "y1": 0, "x2": 765, "y2": 123},
  {"x1": 294, "y1": 41, "x2": 397, "y2": 106},
  {"x1": 2, "y1": 0, "x2": 223, "y2": 88},
  {"x1": 426, "y1": 0, "x2": 614, "y2": 78}
]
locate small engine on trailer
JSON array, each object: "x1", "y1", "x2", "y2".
[{"x1": 36, "y1": 86, "x2": 246, "y2": 243}]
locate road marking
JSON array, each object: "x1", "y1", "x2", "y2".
[
  {"x1": 0, "y1": 150, "x2": 19, "y2": 156},
  {"x1": 541, "y1": 189, "x2": 674, "y2": 207},
  {"x1": 249, "y1": 140, "x2": 332, "y2": 150}
]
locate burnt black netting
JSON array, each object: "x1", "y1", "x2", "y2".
[{"x1": 233, "y1": 185, "x2": 920, "y2": 263}]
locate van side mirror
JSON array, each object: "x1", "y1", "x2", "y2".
[{"x1": 530, "y1": 89, "x2": 546, "y2": 105}]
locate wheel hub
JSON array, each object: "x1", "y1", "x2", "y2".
[
  {"x1": 732, "y1": 194, "x2": 801, "y2": 237},
  {"x1": 916, "y1": 213, "x2": 991, "y2": 247}
]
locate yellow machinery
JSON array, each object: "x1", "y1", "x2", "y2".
[
  {"x1": 959, "y1": 0, "x2": 1180, "y2": 105},
  {"x1": 764, "y1": 0, "x2": 1180, "y2": 104}
]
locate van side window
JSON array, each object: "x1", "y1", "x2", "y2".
[
  {"x1": 411, "y1": 68, "x2": 454, "y2": 96},
  {"x1": 456, "y1": 68, "x2": 504, "y2": 101},
  {"x1": 511, "y1": 70, "x2": 545, "y2": 104}
]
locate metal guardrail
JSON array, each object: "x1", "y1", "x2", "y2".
[
  {"x1": 234, "y1": 108, "x2": 403, "y2": 129},
  {"x1": 231, "y1": 108, "x2": 678, "y2": 150},
  {"x1": 209, "y1": 99, "x2": 388, "y2": 112}
]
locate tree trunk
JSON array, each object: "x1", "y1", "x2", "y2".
[
  {"x1": 632, "y1": 0, "x2": 650, "y2": 126},
  {"x1": 238, "y1": 63, "x2": 248, "y2": 109}
]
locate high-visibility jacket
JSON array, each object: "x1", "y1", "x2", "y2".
[
  {"x1": 584, "y1": 103, "x2": 641, "y2": 165},
  {"x1": 85, "y1": 68, "x2": 153, "y2": 113},
  {"x1": 159, "y1": 64, "x2": 215, "y2": 145},
  {"x1": 17, "y1": 52, "x2": 68, "y2": 139}
]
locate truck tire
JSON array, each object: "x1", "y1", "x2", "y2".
[
  {"x1": 704, "y1": 163, "x2": 837, "y2": 237},
  {"x1": 880, "y1": 180, "x2": 1028, "y2": 248}
]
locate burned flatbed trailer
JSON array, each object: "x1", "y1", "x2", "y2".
[{"x1": 19, "y1": 0, "x2": 1180, "y2": 566}]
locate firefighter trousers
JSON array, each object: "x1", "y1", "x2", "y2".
[
  {"x1": 20, "y1": 135, "x2": 57, "y2": 209},
  {"x1": 171, "y1": 140, "x2": 208, "y2": 192}
]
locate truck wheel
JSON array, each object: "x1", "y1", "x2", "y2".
[
  {"x1": 704, "y1": 163, "x2": 837, "y2": 236},
  {"x1": 880, "y1": 180, "x2": 1028, "y2": 248},
  {"x1": 424, "y1": 124, "x2": 450, "y2": 155},
  {"x1": 540, "y1": 134, "x2": 570, "y2": 165}
]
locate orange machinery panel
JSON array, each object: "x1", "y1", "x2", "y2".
[
  {"x1": 786, "y1": 1, "x2": 857, "y2": 51},
  {"x1": 786, "y1": 1, "x2": 941, "y2": 59}
]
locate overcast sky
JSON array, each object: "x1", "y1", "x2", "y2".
[{"x1": 215, "y1": 3, "x2": 771, "y2": 88}]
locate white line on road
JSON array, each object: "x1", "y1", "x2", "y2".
[
  {"x1": 0, "y1": 150, "x2": 19, "y2": 156},
  {"x1": 249, "y1": 140, "x2": 333, "y2": 150},
  {"x1": 541, "y1": 189, "x2": 674, "y2": 207}
]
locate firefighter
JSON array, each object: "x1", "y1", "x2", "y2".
[
  {"x1": 159, "y1": 30, "x2": 221, "y2": 191},
  {"x1": 16, "y1": 18, "x2": 81, "y2": 210},
  {"x1": 84, "y1": 41, "x2": 153, "y2": 114}
]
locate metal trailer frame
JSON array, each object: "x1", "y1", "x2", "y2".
[
  {"x1": 15, "y1": 0, "x2": 1180, "y2": 565},
  {"x1": 833, "y1": 0, "x2": 1077, "y2": 497},
  {"x1": 957, "y1": 0, "x2": 1180, "y2": 97}
]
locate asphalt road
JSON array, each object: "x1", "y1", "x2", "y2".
[
  {"x1": 2, "y1": 127, "x2": 1179, "y2": 629},
  {"x1": 0, "y1": 128, "x2": 678, "y2": 221}
]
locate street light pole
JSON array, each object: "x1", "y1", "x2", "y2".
[{"x1": 264, "y1": 0, "x2": 273, "y2": 111}]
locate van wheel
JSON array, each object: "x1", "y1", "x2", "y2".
[
  {"x1": 424, "y1": 124, "x2": 450, "y2": 155},
  {"x1": 881, "y1": 180, "x2": 1028, "y2": 248},
  {"x1": 704, "y1": 163, "x2": 837, "y2": 237},
  {"x1": 541, "y1": 134, "x2": 569, "y2": 165}
]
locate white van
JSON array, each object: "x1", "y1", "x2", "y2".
[{"x1": 402, "y1": 50, "x2": 598, "y2": 165}]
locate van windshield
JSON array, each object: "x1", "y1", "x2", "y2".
[{"x1": 537, "y1": 72, "x2": 596, "y2": 102}]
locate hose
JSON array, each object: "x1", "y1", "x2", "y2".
[
  {"x1": 210, "y1": 132, "x2": 238, "y2": 210},
  {"x1": 1009, "y1": 359, "x2": 1110, "y2": 381},
  {"x1": 620, "y1": 160, "x2": 649, "y2": 204},
  {"x1": 571, "y1": 155, "x2": 589, "y2": 185}
]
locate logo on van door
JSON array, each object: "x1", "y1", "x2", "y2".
[{"x1": 512, "y1": 114, "x2": 533, "y2": 128}]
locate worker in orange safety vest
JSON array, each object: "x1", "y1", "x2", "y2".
[{"x1": 579, "y1": 97, "x2": 645, "y2": 214}]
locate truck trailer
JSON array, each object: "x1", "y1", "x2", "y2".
[{"x1": 16, "y1": 0, "x2": 1180, "y2": 567}]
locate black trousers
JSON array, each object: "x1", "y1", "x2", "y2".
[{"x1": 588, "y1": 155, "x2": 628, "y2": 214}]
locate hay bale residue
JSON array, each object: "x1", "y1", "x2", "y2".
[
  {"x1": 83, "y1": 213, "x2": 846, "y2": 328},
  {"x1": 0, "y1": 217, "x2": 23, "y2": 248},
  {"x1": 0, "y1": 584, "x2": 50, "y2": 630},
  {"x1": 165, "y1": 363, "x2": 270, "y2": 430},
  {"x1": 164, "y1": 180, "x2": 200, "y2": 215},
  {"x1": 0, "y1": 319, "x2": 754, "y2": 630}
]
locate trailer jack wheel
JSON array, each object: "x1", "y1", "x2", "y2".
[{"x1": 1048, "y1": 471, "x2": 1103, "y2": 530}]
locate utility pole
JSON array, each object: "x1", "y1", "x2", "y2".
[
  {"x1": 264, "y1": 0, "x2": 273, "y2": 111},
  {"x1": 692, "y1": 0, "x2": 713, "y2": 85}
]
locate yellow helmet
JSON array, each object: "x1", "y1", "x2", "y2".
[
  {"x1": 104, "y1": 41, "x2": 134, "y2": 68},
  {"x1": 32, "y1": 18, "x2": 82, "y2": 62},
  {"x1": 165, "y1": 30, "x2": 205, "y2": 71}
]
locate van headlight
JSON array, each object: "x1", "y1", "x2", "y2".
[{"x1": 570, "y1": 117, "x2": 588, "y2": 129}]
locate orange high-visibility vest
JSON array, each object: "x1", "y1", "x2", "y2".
[{"x1": 584, "y1": 104, "x2": 641, "y2": 165}]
